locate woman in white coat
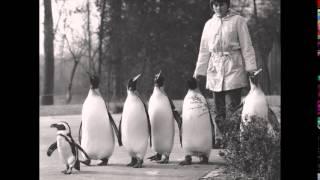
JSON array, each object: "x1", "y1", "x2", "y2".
[{"x1": 193, "y1": 0, "x2": 257, "y2": 146}]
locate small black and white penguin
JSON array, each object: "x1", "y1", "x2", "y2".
[
  {"x1": 47, "y1": 121, "x2": 90, "y2": 174},
  {"x1": 79, "y1": 74, "x2": 122, "y2": 166},
  {"x1": 119, "y1": 74, "x2": 152, "y2": 168},
  {"x1": 147, "y1": 71, "x2": 182, "y2": 164},
  {"x1": 179, "y1": 77, "x2": 215, "y2": 165}
]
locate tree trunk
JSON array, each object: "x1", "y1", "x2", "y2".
[
  {"x1": 98, "y1": 0, "x2": 107, "y2": 77},
  {"x1": 252, "y1": 0, "x2": 271, "y2": 94},
  {"x1": 260, "y1": 53, "x2": 271, "y2": 94},
  {"x1": 42, "y1": 0, "x2": 55, "y2": 105},
  {"x1": 109, "y1": 0, "x2": 122, "y2": 101},
  {"x1": 98, "y1": 0, "x2": 107, "y2": 76},
  {"x1": 66, "y1": 60, "x2": 79, "y2": 104},
  {"x1": 253, "y1": 0, "x2": 258, "y2": 19},
  {"x1": 87, "y1": 0, "x2": 93, "y2": 73}
]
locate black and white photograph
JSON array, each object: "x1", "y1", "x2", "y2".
[{"x1": 39, "y1": 0, "x2": 281, "y2": 179}]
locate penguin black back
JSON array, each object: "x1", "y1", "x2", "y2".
[
  {"x1": 187, "y1": 77, "x2": 198, "y2": 90},
  {"x1": 90, "y1": 75, "x2": 100, "y2": 89}
]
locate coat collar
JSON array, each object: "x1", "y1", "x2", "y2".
[{"x1": 212, "y1": 8, "x2": 239, "y2": 21}]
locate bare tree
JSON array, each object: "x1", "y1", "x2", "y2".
[
  {"x1": 59, "y1": 0, "x2": 100, "y2": 103},
  {"x1": 97, "y1": 0, "x2": 107, "y2": 76},
  {"x1": 42, "y1": 0, "x2": 55, "y2": 105},
  {"x1": 86, "y1": 0, "x2": 94, "y2": 74},
  {"x1": 64, "y1": 36, "x2": 86, "y2": 103},
  {"x1": 251, "y1": 0, "x2": 271, "y2": 94},
  {"x1": 109, "y1": 0, "x2": 123, "y2": 101}
]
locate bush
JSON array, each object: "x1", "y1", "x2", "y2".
[{"x1": 221, "y1": 113, "x2": 280, "y2": 180}]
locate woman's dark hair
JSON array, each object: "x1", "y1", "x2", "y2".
[{"x1": 210, "y1": 0, "x2": 230, "y2": 10}]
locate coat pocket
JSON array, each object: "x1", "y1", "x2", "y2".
[
  {"x1": 207, "y1": 56, "x2": 217, "y2": 74},
  {"x1": 227, "y1": 53, "x2": 243, "y2": 73}
]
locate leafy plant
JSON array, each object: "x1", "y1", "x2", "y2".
[{"x1": 221, "y1": 114, "x2": 280, "y2": 180}]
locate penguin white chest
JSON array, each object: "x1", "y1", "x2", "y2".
[
  {"x1": 122, "y1": 94, "x2": 149, "y2": 158},
  {"x1": 242, "y1": 89, "x2": 268, "y2": 125},
  {"x1": 182, "y1": 91, "x2": 212, "y2": 155},
  {"x1": 81, "y1": 91, "x2": 114, "y2": 159},
  {"x1": 241, "y1": 88, "x2": 275, "y2": 135},
  {"x1": 57, "y1": 136, "x2": 75, "y2": 166},
  {"x1": 148, "y1": 92, "x2": 174, "y2": 154}
]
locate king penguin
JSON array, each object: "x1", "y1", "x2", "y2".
[
  {"x1": 147, "y1": 71, "x2": 182, "y2": 164},
  {"x1": 119, "y1": 74, "x2": 152, "y2": 168},
  {"x1": 240, "y1": 69, "x2": 280, "y2": 136},
  {"x1": 80, "y1": 74, "x2": 122, "y2": 166},
  {"x1": 179, "y1": 77, "x2": 215, "y2": 165},
  {"x1": 47, "y1": 121, "x2": 90, "y2": 174}
]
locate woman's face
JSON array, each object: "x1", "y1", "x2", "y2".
[{"x1": 213, "y1": 2, "x2": 229, "y2": 18}]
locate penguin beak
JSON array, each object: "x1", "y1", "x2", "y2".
[
  {"x1": 50, "y1": 123, "x2": 66, "y2": 131},
  {"x1": 50, "y1": 123, "x2": 58, "y2": 128},
  {"x1": 155, "y1": 70, "x2": 162, "y2": 80},
  {"x1": 253, "y1": 68, "x2": 262, "y2": 76},
  {"x1": 249, "y1": 68, "x2": 262, "y2": 86},
  {"x1": 132, "y1": 74, "x2": 141, "y2": 82},
  {"x1": 127, "y1": 74, "x2": 141, "y2": 91}
]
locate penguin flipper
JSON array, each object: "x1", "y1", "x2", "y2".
[
  {"x1": 268, "y1": 107, "x2": 280, "y2": 133},
  {"x1": 167, "y1": 97, "x2": 183, "y2": 147},
  {"x1": 168, "y1": 97, "x2": 182, "y2": 128},
  {"x1": 107, "y1": 110, "x2": 123, "y2": 146},
  {"x1": 47, "y1": 142, "x2": 57, "y2": 156},
  {"x1": 119, "y1": 116, "x2": 122, "y2": 143},
  {"x1": 144, "y1": 102, "x2": 152, "y2": 147},
  {"x1": 78, "y1": 122, "x2": 82, "y2": 144},
  {"x1": 201, "y1": 96, "x2": 216, "y2": 148},
  {"x1": 207, "y1": 104, "x2": 216, "y2": 148},
  {"x1": 136, "y1": 94, "x2": 152, "y2": 147},
  {"x1": 74, "y1": 143, "x2": 91, "y2": 161}
]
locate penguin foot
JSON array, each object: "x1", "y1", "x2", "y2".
[
  {"x1": 97, "y1": 158, "x2": 109, "y2": 166},
  {"x1": 179, "y1": 155, "x2": 192, "y2": 166},
  {"x1": 133, "y1": 159, "x2": 143, "y2": 168},
  {"x1": 62, "y1": 168, "x2": 72, "y2": 175},
  {"x1": 147, "y1": 153, "x2": 162, "y2": 161},
  {"x1": 80, "y1": 159, "x2": 91, "y2": 166},
  {"x1": 127, "y1": 157, "x2": 138, "y2": 167},
  {"x1": 199, "y1": 155, "x2": 209, "y2": 164},
  {"x1": 158, "y1": 156, "x2": 169, "y2": 164}
]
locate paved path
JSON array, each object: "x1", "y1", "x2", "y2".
[{"x1": 40, "y1": 114, "x2": 227, "y2": 180}]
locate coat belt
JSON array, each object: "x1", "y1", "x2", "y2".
[{"x1": 210, "y1": 49, "x2": 241, "y2": 57}]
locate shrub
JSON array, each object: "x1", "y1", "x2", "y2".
[{"x1": 221, "y1": 113, "x2": 280, "y2": 180}]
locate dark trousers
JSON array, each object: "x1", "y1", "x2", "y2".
[{"x1": 213, "y1": 88, "x2": 242, "y2": 136}]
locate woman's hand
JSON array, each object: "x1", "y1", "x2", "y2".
[
  {"x1": 194, "y1": 74, "x2": 206, "y2": 82},
  {"x1": 247, "y1": 71, "x2": 255, "y2": 77}
]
